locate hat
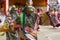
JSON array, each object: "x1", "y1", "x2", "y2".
[
  {"x1": 12, "y1": 5, "x2": 16, "y2": 8},
  {"x1": 26, "y1": 6, "x2": 35, "y2": 12}
]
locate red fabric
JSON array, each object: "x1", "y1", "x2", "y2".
[
  {"x1": 14, "y1": 24, "x2": 22, "y2": 31},
  {"x1": 34, "y1": 16, "x2": 40, "y2": 31},
  {"x1": 56, "y1": 24, "x2": 60, "y2": 27},
  {"x1": 53, "y1": 23, "x2": 60, "y2": 27},
  {"x1": 58, "y1": 14, "x2": 60, "y2": 21},
  {"x1": 17, "y1": 9, "x2": 22, "y2": 13}
]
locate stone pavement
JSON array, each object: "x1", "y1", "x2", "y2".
[
  {"x1": 37, "y1": 25, "x2": 60, "y2": 40},
  {"x1": 1, "y1": 25, "x2": 60, "y2": 40}
]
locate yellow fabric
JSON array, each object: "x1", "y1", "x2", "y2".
[
  {"x1": 0, "y1": 20, "x2": 9, "y2": 32},
  {"x1": 0, "y1": 32, "x2": 5, "y2": 36}
]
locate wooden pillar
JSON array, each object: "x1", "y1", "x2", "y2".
[
  {"x1": 47, "y1": 0, "x2": 49, "y2": 11},
  {"x1": 4, "y1": 0, "x2": 6, "y2": 14},
  {"x1": 4, "y1": 0, "x2": 9, "y2": 15}
]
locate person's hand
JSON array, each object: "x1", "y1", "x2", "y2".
[{"x1": 25, "y1": 26, "x2": 31, "y2": 32}]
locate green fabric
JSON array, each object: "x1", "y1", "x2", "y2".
[
  {"x1": 19, "y1": 12, "x2": 23, "y2": 24},
  {"x1": 19, "y1": 12, "x2": 26, "y2": 25}
]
